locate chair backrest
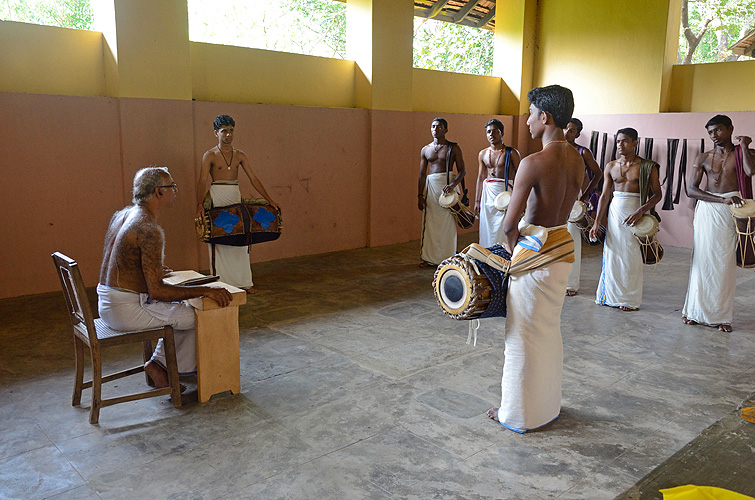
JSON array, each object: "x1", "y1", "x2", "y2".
[{"x1": 51, "y1": 252, "x2": 98, "y2": 345}]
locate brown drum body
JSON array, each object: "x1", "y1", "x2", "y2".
[
  {"x1": 433, "y1": 256, "x2": 493, "y2": 320},
  {"x1": 733, "y1": 216, "x2": 755, "y2": 268},
  {"x1": 447, "y1": 202, "x2": 476, "y2": 229},
  {"x1": 635, "y1": 234, "x2": 664, "y2": 265},
  {"x1": 195, "y1": 200, "x2": 282, "y2": 246}
]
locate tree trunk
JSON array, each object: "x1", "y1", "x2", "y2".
[{"x1": 682, "y1": 0, "x2": 714, "y2": 64}]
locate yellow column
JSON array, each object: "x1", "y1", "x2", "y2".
[
  {"x1": 493, "y1": 0, "x2": 537, "y2": 116},
  {"x1": 347, "y1": 0, "x2": 413, "y2": 111},
  {"x1": 93, "y1": 0, "x2": 192, "y2": 100}
]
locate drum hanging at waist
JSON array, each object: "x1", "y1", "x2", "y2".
[
  {"x1": 730, "y1": 200, "x2": 755, "y2": 268},
  {"x1": 195, "y1": 199, "x2": 282, "y2": 246},
  {"x1": 630, "y1": 214, "x2": 663, "y2": 265},
  {"x1": 433, "y1": 245, "x2": 510, "y2": 320}
]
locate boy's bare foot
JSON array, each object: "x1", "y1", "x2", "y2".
[
  {"x1": 144, "y1": 361, "x2": 186, "y2": 392},
  {"x1": 419, "y1": 261, "x2": 433, "y2": 268},
  {"x1": 619, "y1": 305, "x2": 638, "y2": 312},
  {"x1": 565, "y1": 289, "x2": 578, "y2": 296},
  {"x1": 246, "y1": 287, "x2": 257, "y2": 295},
  {"x1": 682, "y1": 317, "x2": 698, "y2": 325},
  {"x1": 486, "y1": 407, "x2": 500, "y2": 422},
  {"x1": 718, "y1": 324, "x2": 732, "y2": 332}
]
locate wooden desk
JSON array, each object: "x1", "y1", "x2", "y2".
[
  {"x1": 192, "y1": 283, "x2": 246, "y2": 403},
  {"x1": 164, "y1": 271, "x2": 246, "y2": 403}
]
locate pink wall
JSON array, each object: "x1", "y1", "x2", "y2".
[{"x1": 575, "y1": 112, "x2": 755, "y2": 249}]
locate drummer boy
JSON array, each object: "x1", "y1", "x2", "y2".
[
  {"x1": 195, "y1": 114, "x2": 280, "y2": 294},
  {"x1": 682, "y1": 115, "x2": 754, "y2": 332}
]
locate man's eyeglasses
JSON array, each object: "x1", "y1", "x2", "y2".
[{"x1": 158, "y1": 183, "x2": 178, "y2": 191}]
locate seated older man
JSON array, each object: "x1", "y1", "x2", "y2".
[{"x1": 97, "y1": 166, "x2": 232, "y2": 388}]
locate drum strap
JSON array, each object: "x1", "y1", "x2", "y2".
[
  {"x1": 639, "y1": 159, "x2": 661, "y2": 222},
  {"x1": 445, "y1": 141, "x2": 470, "y2": 206},
  {"x1": 503, "y1": 146, "x2": 512, "y2": 188},
  {"x1": 210, "y1": 244, "x2": 217, "y2": 275},
  {"x1": 735, "y1": 144, "x2": 753, "y2": 199}
]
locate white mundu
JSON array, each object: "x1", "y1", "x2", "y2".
[
  {"x1": 682, "y1": 191, "x2": 739, "y2": 326},
  {"x1": 595, "y1": 192, "x2": 643, "y2": 309},
  {"x1": 209, "y1": 181, "x2": 253, "y2": 289},
  {"x1": 479, "y1": 178, "x2": 513, "y2": 247},
  {"x1": 97, "y1": 284, "x2": 197, "y2": 374},
  {"x1": 420, "y1": 172, "x2": 457, "y2": 265},
  {"x1": 497, "y1": 226, "x2": 572, "y2": 432}
]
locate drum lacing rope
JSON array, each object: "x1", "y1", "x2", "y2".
[
  {"x1": 738, "y1": 217, "x2": 754, "y2": 265},
  {"x1": 457, "y1": 250, "x2": 509, "y2": 347}
]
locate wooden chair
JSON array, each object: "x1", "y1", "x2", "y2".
[{"x1": 51, "y1": 252, "x2": 182, "y2": 424}]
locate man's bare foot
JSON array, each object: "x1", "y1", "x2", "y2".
[
  {"x1": 682, "y1": 317, "x2": 698, "y2": 325},
  {"x1": 566, "y1": 289, "x2": 578, "y2": 296},
  {"x1": 718, "y1": 324, "x2": 732, "y2": 332},
  {"x1": 419, "y1": 261, "x2": 433, "y2": 268},
  {"x1": 619, "y1": 305, "x2": 638, "y2": 312},
  {"x1": 245, "y1": 287, "x2": 257, "y2": 295},
  {"x1": 144, "y1": 361, "x2": 186, "y2": 392},
  {"x1": 486, "y1": 407, "x2": 500, "y2": 422}
]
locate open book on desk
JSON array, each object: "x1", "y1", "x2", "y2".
[{"x1": 163, "y1": 270, "x2": 219, "y2": 286}]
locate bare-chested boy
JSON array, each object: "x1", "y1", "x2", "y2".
[
  {"x1": 475, "y1": 119, "x2": 521, "y2": 247},
  {"x1": 98, "y1": 167, "x2": 232, "y2": 389},
  {"x1": 591, "y1": 128, "x2": 662, "y2": 311},
  {"x1": 196, "y1": 115, "x2": 280, "y2": 294},
  {"x1": 487, "y1": 85, "x2": 584, "y2": 433},
  {"x1": 563, "y1": 118, "x2": 602, "y2": 296},
  {"x1": 682, "y1": 114, "x2": 754, "y2": 332},
  {"x1": 417, "y1": 117, "x2": 466, "y2": 266}
]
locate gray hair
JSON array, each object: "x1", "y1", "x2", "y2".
[{"x1": 133, "y1": 166, "x2": 170, "y2": 205}]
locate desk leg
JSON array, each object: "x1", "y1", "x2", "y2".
[{"x1": 195, "y1": 306, "x2": 241, "y2": 403}]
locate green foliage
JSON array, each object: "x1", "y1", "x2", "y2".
[
  {"x1": 679, "y1": 0, "x2": 755, "y2": 63},
  {"x1": 188, "y1": 0, "x2": 346, "y2": 59},
  {"x1": 0, "y1": 0, "x2": 93, "y2": 30},
  {"x1": 413, "y1": 17, "x2": 494, "y2": 76}
]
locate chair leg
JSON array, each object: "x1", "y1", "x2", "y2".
[
  {"x1": 89, "y1": 346, "x2": 102, "y2": 424},
  {"x1": 161, "y1": 330, "x2": 182, "y2": 408},
  {"x1": 143, "y1": 340, "x2": 155, "y2": 387},
  {"x1": 72, "y1": 335, "x2": 85, "y2": 407}
]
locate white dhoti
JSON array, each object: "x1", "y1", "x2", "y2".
[
  {"x1": 682, "y1": 192, "x2": 739, "y2": 326},
  {"x1": 209, "y1": 181, "x2": 253, "y2": 289},
  {"x1": 499, "y1": 258, "x2": 571, "y2": 432},
  {"x1": 479, "y1": 178, "x2": 513, "y2": 247},
  {"x1": 96, "y1": 284, "x2": 197, "y2": 374},
  {"x1": 595, "y1": 192, "x2": 643, "y2": 309},
  {"x1": 420, "y1": 172, "x2": 457, "y2": 265},
  {"x1": 566, "y1": 221, "x2": 582, "y2": 292}
]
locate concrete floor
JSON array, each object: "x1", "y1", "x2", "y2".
[{"x1": 1, "y1": 234, "x2": 754, "y2": 500}]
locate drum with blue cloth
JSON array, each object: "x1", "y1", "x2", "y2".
[
  {"x1": 195, "y1": 198, "x2": 282, "y2": 246},
  {"x1": 433, "y1": 245, "x2": 510, "y2": 320}
]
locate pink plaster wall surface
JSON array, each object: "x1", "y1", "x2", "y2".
[
  {"x1": 118, "y1": 98, "x2": 200, "y2": 273},
  {"x1": 0, "y1": 93, "x2": 123, "y2": 297},
  {"x1": 576, "y1": 112, "x2": 755, "y2": 249},
  {"x1": 192, "y1": 101, "x2": 371, "y2": 268}
]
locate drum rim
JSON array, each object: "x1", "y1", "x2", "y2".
[
  {"x1": 437, "y1": 264, "x2": 472, "y2": 314},
  {"x1": 568, "y1": 200, "x2": 587, "y2": 223},
  {"x1": 493, "y1": 191, "x2": 512, "y2": 211},
  {"x1": 730, "y1": 199, "x2": 755, "y2": 218},
  {"x1": 631, "y1": 214, "x2": 659, "y2": 237},
  {"x1": 439, "y1": 191, "x2": 459, "y2": 208}
]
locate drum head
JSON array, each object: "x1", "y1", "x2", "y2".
[
  {"x1": 439, "y1": 191, "x2": 459, "y2": 208},
  {"x1": 494, "y1": 191, "x2": 512, "y2": 211},
  {"x1": 632, "y1": 215, "x2": 659, "y2": 237},
  {"x1": 730, "y1": 199, "x2": 755, "y2": 218},
  {"x1": 568, "y1": 201, "x2": 586, "y2": 223},
  {"x1": 436, "y1": 264, "x2": 471, "y2": 314}
]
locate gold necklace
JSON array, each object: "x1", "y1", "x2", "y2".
[
  {"x1": 487, "y1": 146, "x2": 505, "y2": 167},
  {"x1": 434, "y1": 141, "x2": 447, "y2": 153},
  {"x1": 543, "y1": 139, "x2": 568, "y2": 149},
  {"x1": 711, "y1": 146, "x2": 731, "y2": 186},
  {"x1": 619, "y1": 157, "x2": 636, "y2": 179},
  {"x1": 219, "y1": 146, "x2": 233, "y2": 170}
]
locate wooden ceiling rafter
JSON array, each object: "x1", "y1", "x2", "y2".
[{"x1": 414, "y1": 0, "x2": 496, "y2": 31}]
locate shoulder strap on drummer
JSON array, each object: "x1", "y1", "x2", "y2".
[
  {"x1": 734, "y1": 144, "x2": 753, "y2": 199},
  {"x1": 639, "y1": 159, "x2": 661, "y2": 222},
  {"x1": 504, "y1": 146, "x2": 512, "y2": 189},
  {"x1": 445, "y1": 141, "x2": 455, "y2": 185}
]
